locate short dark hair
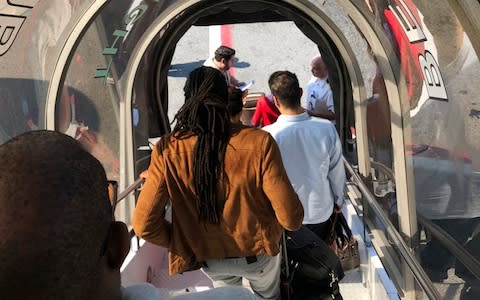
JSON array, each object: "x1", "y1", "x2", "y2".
[
  {"x1": 0, "y1": 130, "x2": 111, "y2": 298},
  {"x1": 227, "y1": 87, "x2": 244, "y2": 117},
  {"x1": 214, "y1": 45, "x2": 236, "y2": 61},
  {"x1": 268, "y1": 71, "x2": 302, "y2": 109}
]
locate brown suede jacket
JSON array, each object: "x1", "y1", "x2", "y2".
[{"x1": 132, "y1": 124, "x2": 303, "y2": 275}]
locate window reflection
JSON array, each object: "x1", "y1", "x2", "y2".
[
  {"x1": 56, "y1": 84, "x2": 120, "y2": 180},
  {"x1": 364, "y1": 0, "x2": 480, "y2": 296}
]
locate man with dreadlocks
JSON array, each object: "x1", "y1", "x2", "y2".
[{"x1": 133, "y1": 66, "x2": 303, "y2": 299}]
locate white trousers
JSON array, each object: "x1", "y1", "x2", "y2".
[{"x1": 201, "y1": 254, "x2": 281, "y2": 300}]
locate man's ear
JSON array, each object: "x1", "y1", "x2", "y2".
[
  {"x1": 299, "y1": 88, "x2": 303, "y2": 98},
  {"x1": 272, "y1": 95, "x2": 281, "y2": 108},
  {"x1": 107, "y1": 221, "x2": 130, "y2": 269}
]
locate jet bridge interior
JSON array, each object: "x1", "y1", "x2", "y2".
[{"x1": 2, "y1": 0, "x2": 480, "y2": 299}]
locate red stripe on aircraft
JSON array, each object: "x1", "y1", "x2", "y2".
[{"x1": 220, "y1": 24, "x2": 235, "y2": 77}]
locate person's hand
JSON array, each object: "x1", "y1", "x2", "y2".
[
  {"x1": 306, "y1": 109, "x2": 336, "y2": 121},
  {"x1": 140, "y1": 170, "x2": 149, "y2": 179},
  {"x1": 78, "y1": 131, "x2": 120, "y2": 179},
  {"x1": 314, "y1": 101, "x2": 329, "y2": 113},
  {"x1": 77, "y1": 127, "x2": 97, "y2": 151}
]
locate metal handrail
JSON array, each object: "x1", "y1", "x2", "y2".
[
  {"x1": 112, "y1": 177, "x2": 145, "y2": 214},
  {"x1": 370, "y1": 160, "x2": 395, "y2": 180},
  {"x1": 113, "y1": 177, "x2": 145, "y2": 242},
  {"x1": 118, "y1": 177, "x2": 145, "y2": 203},
  {"x1": 417, "y1": 213, "x2": 480, "y2": 280},
  {"x1": 343, "y1": 157, "x2": 442, "y2": 300},
  {"x1": 362, "y1": 158, "x2": 480, "y2": 280}
]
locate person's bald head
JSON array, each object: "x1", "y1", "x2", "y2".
[
  {"x1": 0, "y1": 130, "x2": 125, "y2": 299},
  {"x1": 310, "y1": 55, "x2": 328, "y2": 80}
]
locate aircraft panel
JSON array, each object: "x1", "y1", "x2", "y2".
[{"x1": 359, "y1": 0, "x2": 480, "y2": 293}]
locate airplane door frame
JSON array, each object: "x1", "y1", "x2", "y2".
[
  {"x1": 43, "y1": 0, "x2": 409, "y2": 250},
  {"x1": 43, "y1": 0, "x2": 411, "y2": 278},
  {"x1": 120, "y1": 3, "x2": 418, "y2": 297}
]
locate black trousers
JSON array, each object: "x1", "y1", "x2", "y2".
[{"x1": 305, "y1": 212, "x2": 336, "y2": 242}]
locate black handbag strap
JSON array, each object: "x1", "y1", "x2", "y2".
[
  {"x1": 328, "y1": 211, "x2": 339, "y2": 243},
  {"x1": 338, "y1": 212, "x2": 353, "y2": 239},
  {"x1": 330, "y1": 213, "x2": 338, "y2": 233}
]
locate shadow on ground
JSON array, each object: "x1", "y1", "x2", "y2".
[{"x1": 168, "y1": 58, "x2": 251, "y2": 78}]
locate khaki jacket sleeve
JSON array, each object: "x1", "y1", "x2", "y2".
[
  {"x1": 132, "y1": 145, "x2": 171, "y2": 247},
  {"x1": 261, "y1": 134, "x2": 304, "y2": 231}
]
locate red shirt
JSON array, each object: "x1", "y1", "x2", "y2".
[{"x1": 251, "y1": 96, "x2": 280, "y2": 127}]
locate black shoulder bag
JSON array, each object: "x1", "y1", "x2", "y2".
[{"x1": 284, "y1": 225, "x2": 344, "y2": 300}]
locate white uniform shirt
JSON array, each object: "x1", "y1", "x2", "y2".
[
  {"x1": 305, "y1": 77, "x2": 334, "y2": 114},
  {"x1": 263, "y1": 112, "x2": 345, "y2": 224}
]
